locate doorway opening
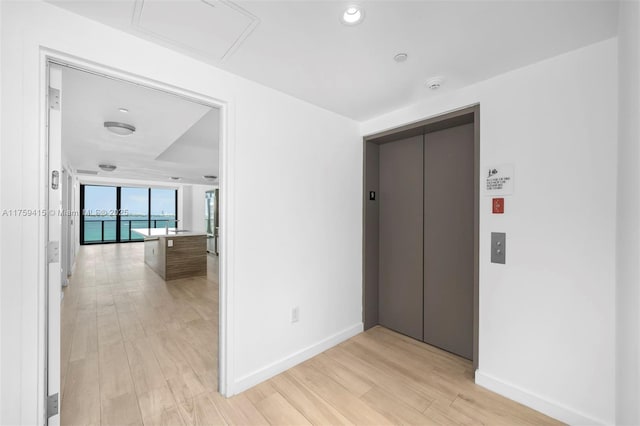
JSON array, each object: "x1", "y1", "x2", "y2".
[
  {"x1": 45, "y1": 57, "x2": 227, "y2": 424},
  {"x1": 362, "y1": 105, "x2": 480, "y2": 368}
]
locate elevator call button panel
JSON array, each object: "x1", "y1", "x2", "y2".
[{"x1": 491, "y1": 232, "x2": 506, "y2": 264}]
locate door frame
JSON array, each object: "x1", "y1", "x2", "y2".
[
  {"x1": 40, "y1": 49, "x2": 234, "y2": 422},
  {"x1": 362, "y1": 104, "x2": 480, "y2": 370},
  {"x1": 64, "y1": 167, "x2": 75, "y2": 283}
]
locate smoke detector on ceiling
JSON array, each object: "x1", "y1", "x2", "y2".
[
  {"x1": 394, "y1": 53, "x2": 408, "y2": 63},
  {"x1": 426, "y1": 77, "x2": 444, "y2": 90}
]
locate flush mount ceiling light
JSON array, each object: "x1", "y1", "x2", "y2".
[
  {"x1": 98, "y1": 164, "x2": 117, "y2": 172},
  {"x1": 203, "y1": 175, "x2": 217, "y2": 180},
  {"x1": 341, "y1": 5, "x2": 364, "y2": 25},
  {"x1": 170, "y1": 177, "x2": 181, "y2": 181},
  {"x1": 118, "y1": 108, "x2": 129, "y2": 113},
  {"x1": 394, "y1": 53, "x2": 408, "y2": 63},
  {"x1": 426, "y1": 77, "x2": 444, "y2": 90},
  {"x1": 104, "y1": 121, "x2": 136, "y2": 136}
]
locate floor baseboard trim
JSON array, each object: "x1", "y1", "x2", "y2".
[
  {"x1": 232, "y1": 322, "x2": 364, "y2": 395},
  {"x1": 475, "y1": 370, "x2": 605, "y2": 425}
]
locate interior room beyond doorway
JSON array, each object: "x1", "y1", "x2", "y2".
[{"x1": 56, "y1": 62, "x2": 223, "y2": 423}]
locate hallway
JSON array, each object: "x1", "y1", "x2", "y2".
[{"x1": 60, "y1": 243, "x2": 559, "y2": 425}]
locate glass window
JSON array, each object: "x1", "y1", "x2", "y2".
[
  {"x1": 120, "y1": 187, "x2": 149, "y2": 242},
  {"x1": 151, "y1": 188, "x2": 177, "y2": 229},
  {"x1": 82, "y1": 185, "x2": 117, "y2": 243},
  {"x1": 80, "y1": 185, "x2": 178, "y2": 244}
]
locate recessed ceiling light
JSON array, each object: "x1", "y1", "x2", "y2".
[
  {"x1": 203, "y1": 175, "x2": 217, "y2": 180},
  {"x1": 104, "y1": 121, "x2": 136, "y2": 136},
  {"x1": 394, "y1": 53, "x2": 408, "y2": 63},
  {"x1": 170, "y1": 177, "x2": 181, "y2": 181},
  {"x1": 426, "y1": 77, "x2": 444, "y2": 90},
  {"x1": 98, "y1": 164, "x2": 117, "y2": 172},
  {"x1": 118, "y1": 108, "x2": 129, "y2": 113},
  {"x1": 341, "y1": 5, "x2": 364, "y2": 25}
]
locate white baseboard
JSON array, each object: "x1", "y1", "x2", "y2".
[
  {"x1": 475, "y1": 370, "x2": 606, "y2": 425},
  {"x1": 231, "y1": 322, "x2": 363, "y2": 395}
]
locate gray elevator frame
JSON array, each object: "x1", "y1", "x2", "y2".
[{"x1": 362, "y1": 104, "x2": 480, "y2": 370}]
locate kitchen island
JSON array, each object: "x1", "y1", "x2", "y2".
[{"x1": 132, "y1": 228, "x2": 207, "y2": 280}]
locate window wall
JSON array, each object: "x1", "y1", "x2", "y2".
[
  {"x1": 120, "y1": 187, "x2": 149, "y2": 242},
  {"x1": 151, "y1": 188, "x2": 178, "y2": 229},
  {"x1": 82, "y1": 185, "x2": 118, "y2": 243},
  {"x1": 80, "y1": 184, "x2": 178, "y2": 245}
]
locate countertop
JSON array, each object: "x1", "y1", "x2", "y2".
[{"x1": 132, "y1": 228, "x2": 207, "y2": 238}]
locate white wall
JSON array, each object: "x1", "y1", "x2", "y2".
[
  {"x1": 616, "y1": 1, "x2": 640, "y2": 424},
  {"x1": 0, "y1": 2, "x2": 361, "y2": 424},
  {"x1": 181, "y1": 184, "x2": 216, "y2": 233},
  {"x1": 361, "y1": 39, "x2": 618, "y2": 425},
  {"x1": 180, "y1": 184, "x2": 193, "y2": 230},
  {"x1": 0, "y1": 0, "x2": 3, "y2": 414}
]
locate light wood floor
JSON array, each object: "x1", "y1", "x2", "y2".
[{"x1": 61, "y1": 243, "x2": 561, "y2": 426}]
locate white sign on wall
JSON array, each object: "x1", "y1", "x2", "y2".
[{"x1": 484, "y1": 164, "x2": 514, "y2": 196}]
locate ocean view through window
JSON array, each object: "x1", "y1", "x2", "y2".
[{"x1": 81, "y1": 184, "x2": 178, "y2": 244}]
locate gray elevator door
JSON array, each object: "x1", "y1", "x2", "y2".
[
  {"x1": 423, "y1": 123, "x2": 474, "y2": 359},
  {"x1": 378, "y1": 135, "x2": 424, "y2": 340}
]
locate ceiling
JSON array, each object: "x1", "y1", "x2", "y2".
[
  {"x1": 50, "y1": 0, "x2": 619, "y2": 120},
  {"x1": 61, "y1": 66, "x2": 220, "y2": 184}
]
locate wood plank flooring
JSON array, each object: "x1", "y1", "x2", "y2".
[
  {"x1": 61, "y1": 243, "x2": 218, "y2": 426},
  {"x1": 61, "y1": 243, "x2": 561, "y2": 425}
]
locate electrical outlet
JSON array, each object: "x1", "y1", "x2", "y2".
[
  {"x1": 168, "y1": 239, "x2": 174, "y2": 247},
  {"x1": 291, "y1": 307, "x2": 299, "y2": 323}
]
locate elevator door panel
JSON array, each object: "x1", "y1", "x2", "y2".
[
  {"x1": 378, "y1": 136, "x2": 424, "y2": 340},
  {"x1": 424, "y1": 123, "x2": 474, "y2": 359}
]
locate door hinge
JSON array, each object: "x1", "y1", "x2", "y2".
[
  {"x1": 51, "y1": 170, "x2": 60, "y2": 190},
  {"x1": 47, "y1": 241, "x2": 60, "y2": 264},
  {"x1": 47, "y1": 393, "x2": 58, "y2": 418},
  {"x1": 48, "y1": 87, "x2": 60, "y2": 111}
]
